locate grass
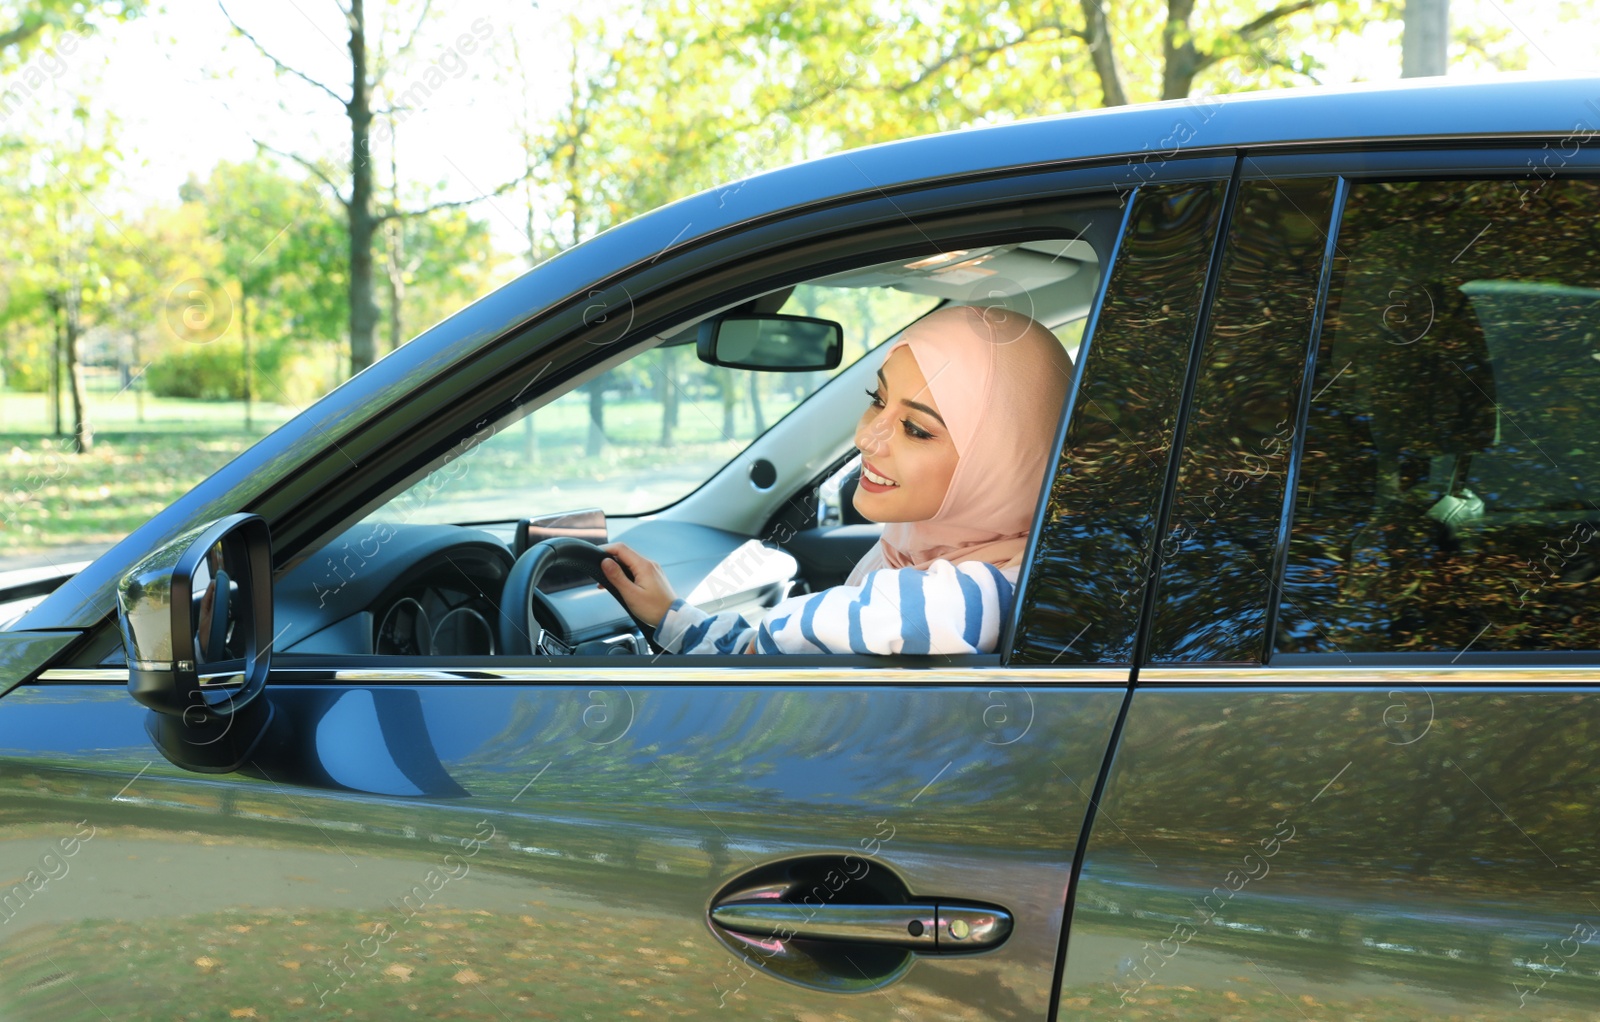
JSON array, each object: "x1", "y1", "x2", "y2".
[
  {"x1": 0, "y1": 432, "x2": 267, "y2": 558},
  {"x1": 0, "y1": 380, "x2": 809, "y2": 561}
]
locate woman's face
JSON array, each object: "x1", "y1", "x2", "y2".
[{"x1": 852, "y1": 346, "x2": 960, "y2": 523}]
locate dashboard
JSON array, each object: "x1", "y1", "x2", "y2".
[{"x1": 273, "y1": 518, "x2": 800, "y2": 657}]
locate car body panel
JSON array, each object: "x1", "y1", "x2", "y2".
[
  {"x1": 1061, "y1": 675, "x2": 1600, "y2": 1020},
  {"x1": 0, "y1": 674, "x2": 1122, "y2": 1018},
  {"x1": 1056, "y1": 137, "x2": 1600, "y2": 1019}
]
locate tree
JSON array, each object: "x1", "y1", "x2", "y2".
[
  {"x1": 606, "y1": 0, "x2": 1404, "y2": 173},
  {"x1": 0, "y1": 106, "x2": 131, "y2": 453},
  {"x1": 181, "y1": 160, "x2": 348, "y2": 423},
  {"x1": 1402, "y1": 0, "x2": 1450, "y2": 77},
  {"x1": 0, "y1": 0, "x2": 143, "y2": 67},
  {"x1": 217, "y1": 0, "x2": 526, "y2": 377},
  {"x1": 371, "y1": 116, "x2": 503, "y2": 359}
]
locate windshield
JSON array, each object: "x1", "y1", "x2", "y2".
[{"x1": 371, "y1": 285, "x2": 941, "y2": 524}]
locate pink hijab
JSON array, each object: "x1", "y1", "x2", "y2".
[{"x1": 847, "y1": 304, "x2": 1075, "y2": 583}]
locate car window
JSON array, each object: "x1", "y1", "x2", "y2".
[
  {"x1": 1278, "y1": 176, "x2": 1600, "y2": 656},
  {"x1": 370, "y1": 286, "x2": 940, "y2": 524}
]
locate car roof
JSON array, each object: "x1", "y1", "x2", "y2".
[
  {"x1": 621, "y1": 74, "x2": 1595, "y2": 257},
  {"x1": 20, "y1": 75, "x2": 1596, "y2": 635}
]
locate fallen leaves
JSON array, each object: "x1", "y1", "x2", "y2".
[
  {"x1": 383, "y1": 964, "x2": 414, "y2": 982},
  {"x1": 193, "y1": 956, "x2": 221, "y2": 974}
]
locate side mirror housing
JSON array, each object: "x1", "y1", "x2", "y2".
[
  {"x1": 116, "y1": 513, "x2": 274, "y2": 772},
  {"x1": 697, "y1": 313, "x2": 844, "y2": 372}
]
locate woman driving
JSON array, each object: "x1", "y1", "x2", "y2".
[{"x1": 600, "y1": 303, "x2": 1074, "y2": 655}]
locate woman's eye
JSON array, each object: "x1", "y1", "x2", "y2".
[
  {"x1": 902, "y1": 418, "x2": 933, "y2": 440},
  {"x1": 864, "y1": 388, "x2": 885, "y2": 408}
]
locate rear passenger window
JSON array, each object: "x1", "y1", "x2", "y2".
[{"x1": 1278, "y1": 177, "x2": 1600, "y2": 656}]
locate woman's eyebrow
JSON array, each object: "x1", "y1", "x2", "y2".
[{"x1": 877, "y1": 369, "x2": 947, "y2": 427}]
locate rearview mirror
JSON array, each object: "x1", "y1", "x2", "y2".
[
  {"x1": 116, "y1": 513, "x2": 274, "y2": 772},
  {"x1": 697, "y1": 313, "x2": 843, "y2": 372}
]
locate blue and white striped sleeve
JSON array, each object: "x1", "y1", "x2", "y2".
[
  {"x1": 656, "y1": 559, "x2": 1019, "y2": 656},
  {"x1": 655, "y1": 599, "x2": 760, "y2": 655}
]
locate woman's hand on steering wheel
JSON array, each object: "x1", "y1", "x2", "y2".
[{"x1": 599, "y1": 543, "x2": 676, "y2": 629}]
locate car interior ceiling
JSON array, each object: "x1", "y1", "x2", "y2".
[{"x1": 650, "y1": 238, "x2": 1102, "y2": 350}]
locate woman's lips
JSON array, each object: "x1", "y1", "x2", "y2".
[{"x1": 859, "y1": 460, "x2": 898, "y2": 493}]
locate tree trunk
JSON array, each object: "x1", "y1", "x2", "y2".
[
  {"x1": 241, "y1": 293, "x2": 253, "y2": 431},
  {"x1": 384, "y1": 219, "x2": 405, "y2": 356},
  {"x1": 656, "y1": 351, "x2": 676, "y2": 446},
  {"x1": 721, "y1": 376, "x2": 737, "y2": 437},
  {"x1": 1079, "y1": 0, "x2": 1128, "y2": 106},
  {"x1": 49, "y1": 298, "x2": 62, "y2": 437},
  {"x1": 749, "y1": 372, "x2": 766, "y2": 434},
  {"x1": 132, "y1": 329, "x2": 144, "y2": 424},
  {"x1": 586, "y1": 380, "x2": 606, "y2": 456},
  {"x1": 384, "y1": 138, "x2": 405, "y2": 356},
  {"x1": 64, "y1": 304, "x2": 92, "y2": 455},
  {"x1": 347, "y1": 0, "x2": 379, "y2": 376},
  {"x1": 1402, "y1": 0, "x2": 1449, "y2": 77},
  {"x1": 1160, "y1": 0, "x2": 1201, "y2": 100}
]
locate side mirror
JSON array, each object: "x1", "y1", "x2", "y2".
[
  {"x1": 697, "y1": 313, "x2": 843, "y2": 372},
  {"x1": 116, "y1": 513, "x2": 274, "y2": 773}
]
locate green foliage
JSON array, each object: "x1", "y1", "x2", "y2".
[
  {"x1": 144, "y1": 338, "x2": 338, "y2": 405},
  {"x1": 0, "y1": 329, "x2": 54, "y2": 392},
  {"x1": 0, "y1": 0, "x2": 143, "y2": 69},
  {"x1": 145, "y1": 340, "x2": 275, "y2": 401},
  {"x1": 183, "y1": 159, "x2": 350, "y2": 347}
]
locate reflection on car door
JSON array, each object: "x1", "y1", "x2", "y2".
[{"x1": 2, "y1": 671, "x2": 1123, "y2": 1018}]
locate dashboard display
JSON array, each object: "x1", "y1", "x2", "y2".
[
  {"x1": 375, "y1": 588, "x2": 498, "y2": 657},
  {"x1": 431, "y1": 606, "x2": 495, "y2": 656},
  {"x1": 376, "y1": 597, "x2": 431, "y2": 656}
]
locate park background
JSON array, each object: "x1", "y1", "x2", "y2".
[{"x1": 0, "y1": 0, "x2": 1594, "y2": 571}]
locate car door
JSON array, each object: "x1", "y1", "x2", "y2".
[
  {"x1": 0, "y1": 161, "x2": 1231, "y2": 1020},
  {"x1": 1060, "y1": 144, "x2": 1600, "y2": 1020}
]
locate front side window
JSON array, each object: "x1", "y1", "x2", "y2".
[
  {"x1": 1279, "y1": 176, "x2": 1600, "y2": 656},
  {"x1": 378, "y1": 285, "x2": 939, "y2": 523},
  {"x1": 275, "y1": 221, "x2": 1114, "y2": 662}
]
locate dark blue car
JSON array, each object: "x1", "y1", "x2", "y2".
[{"x1": 2, "y1": 75, "x2": 1598, "y2": 1020}]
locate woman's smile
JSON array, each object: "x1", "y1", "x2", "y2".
[
  {"x1": 859, "y1": 460, "x2": 898, "y2": 490},
  {"x1": 852, "y1": 346, "x2": 960, "y2": 523}
]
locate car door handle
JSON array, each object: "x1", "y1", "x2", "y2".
[{"x1": 710, "y1": 900, "x2": 1011, "y2": 952}]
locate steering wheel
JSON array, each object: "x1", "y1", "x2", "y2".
[{"x1": 498, "y1": 537, "x2": 661, "y2": 655}]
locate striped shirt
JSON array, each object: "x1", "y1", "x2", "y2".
[{"x1": 655, "y1": 559, "x2": 1021, "y2": 656}]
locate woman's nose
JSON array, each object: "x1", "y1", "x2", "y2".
[{"x1": 856, "y1": 410, "x2": 893, "y2": 456}]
